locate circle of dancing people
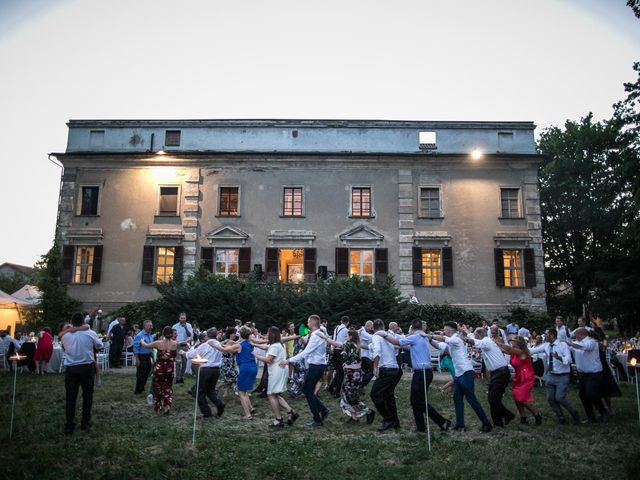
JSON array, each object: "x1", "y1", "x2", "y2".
[{"x1": 55, "y1": 311, "x2": 621, "y2": 435}]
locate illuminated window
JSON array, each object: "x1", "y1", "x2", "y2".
[
  {"x1": 419, "y1": 187, "x2": 441, "y2": 218},
  {"x1": 421, "y1": 249, "x2": 442, "y2": 286},
  {"x1": 503, "y1": 249, "x2": 523, "y2": 287},
  {"x1": 349, "y1": 249, "x2": 374, "y2": 280},
  {"x1": 158, "y1": 186, "x2": 179, "y2": 216},
  {"x1": 283, "y1": 187, "x2": 303, "y2": 216},
  {"x1": 155, "y1": 247, "x2": 176, "y2": 283},
  {"x1": 500, "y1": 188, "x2": 520, "y2": 218},
  {"x1": 351, "y1": 187, "x2": 371, "y2": 217},
  {"x1": 73, "y1": 246, "x2": 94, "y2": 284},
  {"x1": 219, "y1": 187, "x2": 239, "y2": 216},
  {"x1": 215, "y1": 248, "x2": 239, "y2": 277}
]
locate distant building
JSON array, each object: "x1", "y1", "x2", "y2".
[
  {"x1": 0, "y1": 262, "x2": 34, "y2": 282},
  {"x1": 51, "y1": 119, "x2": 546, "y2": 317}
]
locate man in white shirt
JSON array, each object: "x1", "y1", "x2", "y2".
[
  {"x1": 106, "y1": 317, "x2": 119, "y2": 336},
  {"x1": 369, "y1": 318, "x2": 403, "y2": 432},
  {"x1": 565, "y1": 328, "x2": 608, "y2": 423},
  {"x1": 530, "y1": 328, "x2": 580, "y2": 424},
  {"x1": 570, "y1": 317, "x2": 593, "y2": 338},
  {"x1": 429, "y1": 322, "x2": 492, "y2": 432},
  {"x1": 505, "y1": 320, "x2": 520, "y2": 338},
  {"x1": 517, "y1": 326, "x2": 531, "y2": 338},
  {"x1": 463, "y1": 327, "x2": 514, "y2": 427},
  {"x1": 186, "y1": 328, "x2": 225, "y2": 418},
  {"x1": 172, "y1": 312, "x2": 193, "y2": 384},
  {"x1": 359, "y1": 320, "x2": 375, "y2": 388},
  {"x1": 328, "y1": 316, "x2": 350, "y2": 398},
  {"x1": 61, "y1": 313, "x2": 103, "y2": 435},
  {"x1": 555, "y1": 316, "x2": 570, "y2": 342},
  {"x1": 280, "y1": 315, "x2": 329, "y2": 427}
]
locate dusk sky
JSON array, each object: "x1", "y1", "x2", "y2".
[{"x1": 0, "y1": 0, "x2": 638, "y2": 268}]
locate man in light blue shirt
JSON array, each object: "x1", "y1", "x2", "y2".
[
  {"x1": 133, "y1": 320, "x2": 154, "y2": 394},
  {"x1": 377, "y1": 319, "x2": 451, "y2": 433}
]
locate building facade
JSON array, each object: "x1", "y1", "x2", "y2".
[{"x1": 53, "y1": 119, "x2": 546, "y2": 317}]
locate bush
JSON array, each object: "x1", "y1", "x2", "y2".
[
  {"x1": 502, "y1": 306, "x2": 552, "y2": 335},
  {"x1": 399, "y1": 303, "x2": 485, "y2": 331}
]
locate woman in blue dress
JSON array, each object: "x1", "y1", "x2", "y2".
[{"x1": 215, "y1": 325, "x2": 257, "y2": 419}]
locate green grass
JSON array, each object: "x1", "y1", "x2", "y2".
[{"x1": 1, "y1": 369, "x2": 639, "y2": 480}]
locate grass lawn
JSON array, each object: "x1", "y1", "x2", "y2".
[{"x1": 1, "y1": 368, "x2": 639, "y2": 480}]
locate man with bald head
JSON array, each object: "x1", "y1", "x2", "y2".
[{"x1": 565, "y1": 327, "x2": 608, "y2": 423}]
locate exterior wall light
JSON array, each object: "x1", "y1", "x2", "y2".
[{"x1": 471, "y1": 149, "x2": 483, "y2": 160}]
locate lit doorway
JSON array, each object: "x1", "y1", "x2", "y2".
[{"x1": 279, "y1": 249, "x2": 304, "y2": 283}]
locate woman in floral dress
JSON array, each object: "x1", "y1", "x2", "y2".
[
  {"x1": 141, "y1": 326, "x2": 179, "y2": 414},
  {"x1": 288, "y1": 335, "x2": 307, "y2": 398},
  {"x1": 323, "y1": 329, "x2": 371, "y2": 422},
  {"x1": 220, "y1": 327, "x2": 239, "y2": 397}
]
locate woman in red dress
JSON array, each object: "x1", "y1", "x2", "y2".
[
  {"x1": 499, "y1": 335, "x2": 542, "y2": 425},
  {"x1": 141, "y1": 326, "x2": 178, "y2": 414},
  {"x1": 34, "y1": 327, "x2": 54, "y2": 375}
]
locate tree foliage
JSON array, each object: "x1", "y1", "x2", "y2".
[
  {"x1": 538, "y1": 61, "x2": 640, "y2": 334},
  {"x1": 113, "y1": 270, "x2": 488, "y2": 333},
  {"x1": 26, "y1": 240, "x2": 81, "y2": 331}
]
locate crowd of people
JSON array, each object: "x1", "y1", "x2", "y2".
[{"x1": 42, "y1": 308, "x2": 635, "y2": 437}]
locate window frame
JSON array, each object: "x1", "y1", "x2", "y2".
[
  {"x1": 349, "y1": 185, "x2": 374, "y2": 218},
  {"x1": 76, "y1": 184, "x2": 102, "y2": 216},
  {"x1": 418, "y1": 185, "x2": 443, "y2": 219},
  {"x1": 281, "y1": 185, "x2": 305, "y2": 217},
  {"x1": 164, "y1": 130, "x2": 181, "y2": 147},
  {"x1": 72, "y1": 246, "x2": 95, "y2": 284},
  {"x1": 217, "y1": 185, "x2": 241, "y2": 217},
  {"x1": 155, "y1": 246, "x2": 176, "y2": 284},
  {"x1": 348, "y1": 248, "x2": 375, "y2": 281},
  {"x1": 499, "y1": 186, "x2": 523, "y2": 219},
  {"x1": 421, "y1": 248, "x2": 443, "y2": 287},
  {"x1": 502, "y1": 249, "x2": 524, "y2": 288},
  {"x1": 156, "y1": 184, "x2": 181, "y2": 217},
  {"x1": 215, "y1": 248, "x2": 240, "y2": 278}
]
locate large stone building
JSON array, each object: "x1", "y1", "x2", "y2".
[{"x1": 52, "y1": 119, "x2": 546, "y2": 317}]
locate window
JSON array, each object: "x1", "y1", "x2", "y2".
[
  {"x1": 155, "y1": 247, "x2": 176, "y2": 283},
  {"x1": 421, "y1": 249, "x2": 442, "y2": 286},
  {"x1": 419, "y1": 131, "x2": 437, "y2": 149},
  {"x1": 215, "y1": 248, "x2": 239, "y2": 277},
  {"x1": 349, "y1": 249, "x2": 374, "y2": 280},
  {"x1": 419, "y1": 187, "x2": 441, "y2": 218},
  {"x1": 158, "y1": 186, "x2": 179, "y2": 216},
  {"x1": 219, "y1": 187, "x2": 239, "y2": 216},
  {"x1": 89, "y1": 130, "x2": 104, "y2": 147},
  {"x1": 500, "y1": 188, "x2": 520, "y2": 218},
  {"x1": 351, "y1": 187, "x2": 371, "y2": 217},
  {"x1": 79, "y1": 186, "x2": 100, "y2": 216},
  {"x1": 165, "y1": 130, "x2": 181, "y2": 147},
  {"x1": 503, "y1": 249, "x2": 523, "y2": 287},
  {"x1": 73, "y1": 246, "x2": 95, "y2": 284},
  {"x1": 283, "y1": 187, "x2": 303, "y2": 216}
]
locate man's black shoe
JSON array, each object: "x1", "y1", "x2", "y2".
[
  {"x1": 481, "y1": 424, "x2": 493, "y2": 433},
  {"x1": 80, "y1": 422, "x2": 92, "y2": 431},
  {"x1": 217, "y1": 404, "x2": 225, "y2": 418},
  {"x1": 377, "y1": 421, "x2": 395, "y2": 432},
  {"x1": 64, "y1": 424, "x2": 75, "y2": 435},
  {"x1": 366, "y1": 411, "x2": 376, "y2": 425},
  {"x1": 441, "y1": 419, "x2": 452, "y2": 431}
]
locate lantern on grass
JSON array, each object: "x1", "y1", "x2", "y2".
[
  {"x1": 8, "y1": 352, "x2": 26, "y2": 439},
  {"x1": 191, "y1": 354, "x2": 208, "y2": 444}
]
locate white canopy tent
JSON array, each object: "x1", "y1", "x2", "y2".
[
  {"x1": 0, "y1": 289, "x2": 32, "y2": 334},
  {"x1": 11, "y1": 284, "x2": 41, "y2": 305}
]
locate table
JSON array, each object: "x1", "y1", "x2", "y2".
[{"x1": 46, "y1": 347, "x2": 63, "y2": 373}]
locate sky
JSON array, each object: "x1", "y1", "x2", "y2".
[{"x1": 0, "y1": 0, "x2": 638, "y2": 270}]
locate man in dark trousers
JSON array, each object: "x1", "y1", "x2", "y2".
[
  {"x1": 109, "y1": 317, "x2": 127, "y2": 368},
  {"x1": 370, "y1": 319, "x2": 403, "y2": 432},
  {"x1": 60, "y1": 313, "x2": 103, "y2": 434},
  {"x1": 328, "y1": 315, "x2": 350, "y2": 398},
  {"x1": 133, "y1": 320, "x2": 154, "y2": 394}
]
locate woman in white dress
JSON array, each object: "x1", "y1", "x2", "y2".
[{"x1": 254, "y1": 326, "x2": 299, "y2": 428}]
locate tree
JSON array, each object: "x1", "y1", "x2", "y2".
[
  {"x1": 0, "y1": 273, "x2": 28, "y2": 295},
  {"x1": 27, "y1": 240, "x2": 81, "y2": 331}
]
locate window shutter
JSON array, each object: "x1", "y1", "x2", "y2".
[
  {"x1": 142, "y1": 246, "x2": 155, "y2": 285},
  {"x1": 239, "y1": 248, "x2": 251, "y2": 277},
  {"x1": 304, "y1": 248, "x2": 317, "y2": 283},
  {"x1": 412, "y1": 247, "x2": 422, "y2": 286},
  {"x1": 92, "y1": 245, "x2": 103, "y2": 284},
  {"x1": 265, "y1": 248, "x2": 278, "y2": 281},
  {"x1": 494, "y1": 248, "x2": 505, "y2": 287},
  {"x1": 61, "y1": 245, "x2": 74, "y2": 284},
  {"x1": 374, "y1": 248, "x2": 388, "y2": 284},
  {"x1": 523, "y1": 248, "x2": 536, "y2": 287},
  {"x1": 335, "y1": 248, "x2": 349, "y2": 277},
  {"x1": 442, "y1": 246, "x2": 453, "y2": 287},
  {"x1": 201, "y1": 247, "x2": 214, "y2": 272},
  {"x1": 173, "y1": 246, "x2": 184, "y2": 281}
]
